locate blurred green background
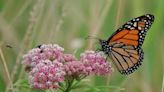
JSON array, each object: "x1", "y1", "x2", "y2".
[{"x1": 0, "y1": 0, "x2": 164, "y2": 92}]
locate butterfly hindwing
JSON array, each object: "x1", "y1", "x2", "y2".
[{"x1": 108, "y1": 42, "x2": 143, "y2": 75}]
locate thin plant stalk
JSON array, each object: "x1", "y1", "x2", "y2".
[
  {"x1": 48, "y1": 4, "x2": 65, "y2": 43},
  {"x1": 114, "y1": 0, "x2": 125, "y2": 29},
  {"x1": 0, "y1": 46, "x2": 14, "y2": 92},
  {"x1": 11, "y1": 0, "x2": 44, "y2": 81},
  {"x1": 162, "y1": 74, "x2": 164, "y2": 92},
  {"x1": 114, "y1": 78, "x2": 128, "y2": 92},
  {"x1": 9, "y1": 0, "x2": 33, "y2": 25},
  {"x1": 86, "y1": 0, "x2": 113, "y2": 49},
  {"x1": 18, "y1": 0, "x2": 45, "y2": 80}
]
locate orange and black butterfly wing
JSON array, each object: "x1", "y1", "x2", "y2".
[
  {"x1": 108, "y1": 42, "x2": 144, "y2": 74},
  {"x1": 108, "y1": 14, "x2": 154, "y2": 48},
  {"x1": 107, "y1": 14, "x2": 154, "y2": 74}
]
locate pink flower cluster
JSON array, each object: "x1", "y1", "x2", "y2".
[
  {"x1": 22, "y1": 44, "x2": 113, "y2": 90},
  {"x1": 29, "y1": 60, "x2": 65, "y2": 89},
  {"x1": 64, "y1": 61, "x2": 86, "y2": 77},
  {"x1": 23, "y1": 44, "x2": 65, "y2": 90},
  {"x1": 80, "y1": 51, "x2": 113, "y2": 75}
]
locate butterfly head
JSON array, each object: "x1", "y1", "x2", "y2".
[
  {"x1": 99, "y1": 39, "x2": 111, "y2": 54},
  {"x1": 99, "y1": 39, "x2": 107, "y2": 45}
]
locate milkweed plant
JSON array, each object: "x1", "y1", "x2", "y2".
[{"x1": 22, "y1": 44, "x2": 113, "y2": 92}]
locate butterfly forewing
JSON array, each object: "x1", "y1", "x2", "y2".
[{"x1": 108, "y1": 14, "x2": 154, "y2": 48}]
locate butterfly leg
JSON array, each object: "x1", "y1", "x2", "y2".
[
  {"x1": 105, "y1": 56, "x2": 109, "y2": 62},
  {"x1": 95, "y1": 48, "x2": 102, "y2": 53}
]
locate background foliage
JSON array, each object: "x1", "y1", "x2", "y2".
[{"x1": 0, "y1": 0, "x2": 163, "y2": 92}]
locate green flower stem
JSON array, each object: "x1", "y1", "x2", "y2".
[
  {"x1": 59, "y1": 87, "x2": 65, "y2": 91},
  {"x1": 64, "y1": 79, "x2": 74, "y2": 92}
]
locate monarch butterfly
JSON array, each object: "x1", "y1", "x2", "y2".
[{"x1": 99, "y1": 14, "x2": 154, "y2": 75}]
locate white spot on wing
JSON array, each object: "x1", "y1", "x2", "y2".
[
  {"x1": 133, "y1": 22, "x2": 137, "y2": 27},
  {"x1": 138, "y1": 27, "x2": 142, "y2": 30}
]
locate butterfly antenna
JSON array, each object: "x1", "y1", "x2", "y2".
[{"x1": 85, "y1": 35, "x2": 100, "y2": 41}]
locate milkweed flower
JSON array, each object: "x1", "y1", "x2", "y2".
[
  {"x1": 22, "y1": 44, "x2": 64, "y2": 71},
  {"x1": 22, "y1": 44, "x2": 113, "y2": 90},
  {"x1": 63, "y1": 54, "x2": 91, "y2": 79},
  {"x1": 64, "y1": 61, "x2": 89, "y2": 78},
  {"x1": 22, "y1": 44, "x2": 65, "y2": 90},
  {"x1": 28, "y1": 60, "x2": 65, "y2": 90},
  {"x1": 80, "y1": 50, "x2": 113, "y2": 75}
]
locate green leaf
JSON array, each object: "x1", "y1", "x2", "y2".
[{"x1": 71, "y1": 83, "x2": 89, "y2": 90}]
